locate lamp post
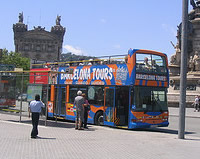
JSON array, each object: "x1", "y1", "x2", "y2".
[{"x1": 178, "y1": 0, "x2": 188, "y2": 139}]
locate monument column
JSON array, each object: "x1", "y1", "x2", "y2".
[{"x1": 168, "y1": 0, "x2": 200, "y2": 108}]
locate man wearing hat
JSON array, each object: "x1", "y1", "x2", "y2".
[{"x1": 74, "y1": 90, "x2": 85, "y2": 130}]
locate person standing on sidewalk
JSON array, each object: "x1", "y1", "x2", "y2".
[
  {"x1": 28, "y1": 94, "x2": 45, "y2": 138},
  {"x1": 82, "y1": 93, "x2": 90, "y2": 129},
  {"x1": 74, "y1": 91, "x2": 85, "y2": 130},
  {"x1": 198, "y1": 95, "x2": 200, "y2": 112},
  {"x1": 194, "y1": 95, "x2": 199, "y2": 112}
]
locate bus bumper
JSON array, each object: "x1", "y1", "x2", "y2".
[{"x1": 129, "y1": 121, "x2": 169, "y2": 129}]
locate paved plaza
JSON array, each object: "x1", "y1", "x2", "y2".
[{"x1": 0, "y1": 108, "x2": 199, "y2": 159}]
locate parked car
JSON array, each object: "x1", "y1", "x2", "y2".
[{"x1": 17, "y1": 94, "x2": 28, "y2": 101}]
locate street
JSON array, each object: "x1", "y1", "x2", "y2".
[
  {"x1": 169, "y1": 115, "x2": 200, "y2": 137},
  {"x1": 146, "y1": 115, "x2": 200, "y2": 139},
  {"x1": 1, "y1": 105, "x2": 200, "y2": 138}
]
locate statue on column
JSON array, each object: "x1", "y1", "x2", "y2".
[
  {"x1": 193, "y1": 51, "x2": 200, "y2": 71},
  {"x1": 190, "y1": 0, "x2": 200, "y2": 9},
  {"x1": 190, "y1": 0, "x2": 197, "y2": 9},
  {"x1": 189, "y1": 55, "x2": 195, "y2": 71},
  {"x1": 56, "y1": 15, "x2": 61, "y2": 25},
  {"x1": 170, "y1": 41, "x2": 181, "y2": 65},
  {"x1": 18, "y1": 12, "x2": 23, "y2": 23}
]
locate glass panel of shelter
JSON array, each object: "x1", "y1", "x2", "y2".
[{"x1": 54, "y1": 87, "x2": 58, "y2": 114}]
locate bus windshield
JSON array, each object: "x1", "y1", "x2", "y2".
[
  {"x1": 133, "y1": 86, "x2": 168, "y2": 112},
  {"x1": 136, "y1": 53, "x2": 167, "y2": 75}
]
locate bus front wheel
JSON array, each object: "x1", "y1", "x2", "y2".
[{"x1": 95, "y1": 111, "x2": 103, "y2": 126}]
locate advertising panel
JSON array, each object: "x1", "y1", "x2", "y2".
[
  {"x1": 27, "y1": 85, "x2": 43, "y2": 102},
  {"x1": 58, "y1": 64, "x2": 131, "y2": 86}
]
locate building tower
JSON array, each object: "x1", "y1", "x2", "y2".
[{"x1": 13, "y1": 13, "x2": 66, "y2": 61}]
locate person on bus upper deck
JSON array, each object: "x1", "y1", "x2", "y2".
[
  {"x1": 88, "y1": 59, "x2": 93, "y2": 65},
  {"x1": 125, "y1": 56, "x2": 128, "y2": 63},
  {"x1": 68, "y1": 61, "x2": 73, "y2": 66},
  {"x1": 78, "y1": 59, "x2": 84, "y2": 66},
  {"x1": 74, "y1": 91, "x2": 85, "y2": 130},
  {"x1": 79, "y1": 62, "x2": 84, "y2": 66},
  {"x1": 144, "y1": 57, "x2": 151, "y2": 68},
  {"x1": 152, "y1": 60, "x2": 159, "y2": 72},
  {"x1": 44, "y1": 61, "x2": 49, "y2": 68},
  {"x1": 28, "y1": 94, "x2": 45, "y2": 139},
  {"x1": 82, "y1": 93, "x2": 90, "y2": 129},
  {"x1": 94, "y1": 59, "x2": 101, "y2": 65}
]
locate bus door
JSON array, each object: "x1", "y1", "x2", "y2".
[
  {"x1": 103, "y1": 87, "x2": 116, "y2": 126},
  {"x1": 115, "y1": 87, "x2": 130, "y2": 127},
  {"x1": 54, "y1": 86, "x2": 66, "y2": 118}
]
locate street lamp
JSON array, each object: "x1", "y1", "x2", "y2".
[{"x1": 179, "y1": 0, "x2": 189, "y2": 139}]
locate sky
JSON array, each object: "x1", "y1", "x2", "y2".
[{"x1": 0, "y1": 0, "x2": 191, "y2": 59}]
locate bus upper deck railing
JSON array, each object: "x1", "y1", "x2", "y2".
[{"x1": 31, "y1": 54, "x2": 128, "y2": 68}]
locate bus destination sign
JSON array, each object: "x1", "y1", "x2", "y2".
[{"x1": 136, "y1": 73, "x2": 167, "y2": 82}]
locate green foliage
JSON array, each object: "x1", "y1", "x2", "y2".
[{"x1": 0, "y1": 49, "x2": 30, "y2": 70}]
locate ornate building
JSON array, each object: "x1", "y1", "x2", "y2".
[{"x1": 13, "y1": 13, "x2": 65, "y2": 61}]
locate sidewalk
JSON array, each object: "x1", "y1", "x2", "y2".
[
  {"x1": 0, "y1": 110, "x2": 200, "y2": 159},
  {"x1": 169, "y1": 107, "x2": 200, "y2": 118}
]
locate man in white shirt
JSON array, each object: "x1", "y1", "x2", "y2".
[
  {"x1": 29, "y1": 94, "x2": 45, "y2": 138},
  {"x1": 194, "y1": 95, "x2": 199, "y2": 112},
  {"x1": 74, "y1": 91, "x2": 85, "y2": 130}
]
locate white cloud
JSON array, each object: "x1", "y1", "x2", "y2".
[
  {"x1": 162, "y1": 23, "x2": 177, "y2": 36},
  {"x1": 63, "y1": 45, "x2": 82, "y2": 55},
  {"x1": 100, "y1": 18, "x2": 106, "y2": 23}
]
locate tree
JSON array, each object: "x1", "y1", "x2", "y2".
[{"x1": 0, "y1": 49, "x2": 30, "y2": 70}]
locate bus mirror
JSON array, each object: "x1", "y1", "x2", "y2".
[{"x1": 65, "y1": 68, "x2": 74, "y2": 74}]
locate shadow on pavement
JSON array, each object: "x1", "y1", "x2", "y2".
[
  {"x1": 134, "y1": 127, "x2": 196, "y2": 135},
  {"x1": 6, "y1": 119, "x2": 96, "y2": 131},
  {"x1": 35, "y1": 136, "x2": 56, "y2": 140},
  {"x1": 6, "y1": 119, "x2": 75, "y2": 129},
  {"x1": 184, "y1": 138, "x2": 200, "y2": 141}
]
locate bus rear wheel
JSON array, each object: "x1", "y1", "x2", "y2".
[{"x1": 95, "y1": 111, "x2": 103, "y2": 126}]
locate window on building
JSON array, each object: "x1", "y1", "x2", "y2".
[
  {"x1": 36, "y1": 45, "x2": 41, "y2": 52},
  {"x1": 48, "y1": 45, "x2": 52, "y2": 52},
  {"x1": 24, "y1": 44, "x2": 29, "y2": 51}
]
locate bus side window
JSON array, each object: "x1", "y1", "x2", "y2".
[
  {"x1": 69, "y1": 88, "x2": 77, "y2": 103},
  {"x1": 69, "y1": 86, "x2": 87, "y2": 103},
  {"x1": 88, "y1": 86, "x2": 104, "y2": 106}
]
